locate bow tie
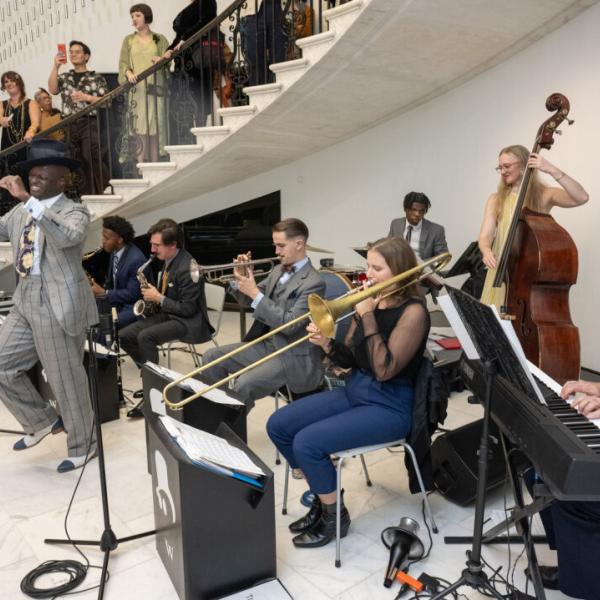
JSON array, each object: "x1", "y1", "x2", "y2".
[{"x1": 281, "y1": 264, "x2": 296, "y2": 274}]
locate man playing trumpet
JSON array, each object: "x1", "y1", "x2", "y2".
[{"x1": 201, "y1": 218, "x2": 325, "y2": 410}]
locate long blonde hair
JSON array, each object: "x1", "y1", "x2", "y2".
[{"x1": 496, "y1": 145, "x2": 544, "y2": 216}]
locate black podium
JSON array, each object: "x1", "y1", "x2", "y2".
[
  {"x1": 145, "y1": 406, "x2": 276, "y2": 600},
  {"x1": 141, "y1": 365, "x2": 247, "y2": 441}
]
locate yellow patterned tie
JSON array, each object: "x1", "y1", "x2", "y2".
[
  {"x1": 160, "y1": 271, "x2": 169, "y2": 294},
  {"x1": 15, "y1": 216, "x2": 36, "y2": 277}
]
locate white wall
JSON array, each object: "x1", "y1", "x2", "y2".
[{"x1": 133, "y1": 2, "x2": 600, "y2": 370}]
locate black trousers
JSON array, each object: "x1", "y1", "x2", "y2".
[
  {"x1": 525, "y1": 469, "x2": 600, "y2": 599},
  {"x1": 120, "y1": 313, "x2": 187, "y2": 367}
]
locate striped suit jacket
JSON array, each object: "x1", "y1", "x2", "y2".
[{"x1": 0, "y1": 194, "x2": 98, "y2": 336}]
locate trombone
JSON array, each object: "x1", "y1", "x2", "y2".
[
  {"x1": 163, "y1": 252, "x2": 451, "y2": 409},
  {"x1": 200, "y1": 255, "x2": 280, "y2": 284}
]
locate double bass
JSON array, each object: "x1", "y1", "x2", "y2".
[{"x1": 481, "y1": 93, "x2": 580, "y2": 383}]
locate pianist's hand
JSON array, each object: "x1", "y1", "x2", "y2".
[
  {"x1": 571, "y1": 395, "x2": 600, "y2": 420},
  {"x1": 561, "y1": 379, "x2": 600, "y2": 399}
]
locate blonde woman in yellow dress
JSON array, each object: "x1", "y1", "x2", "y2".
[
  {"x1": 118, "y1": 4, "x2": 169, "y2": 164},
  {"x1": 478, "y1": 144, "x2": 588, "y2": 307}
]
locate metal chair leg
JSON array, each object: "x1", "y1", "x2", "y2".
[
  {"x1": 282, "y1": 461, "x2": 290, "y2": 515},
  {"x1": 402, "y1": 442, "x2": 438, "y2": 533},
  {"x1": 274, "y1": 393, "x2": 281, "y2": 465},
  {"x1": 359, "y1": 454, "x2": 372, "y2": 486},
  {"x1": 335, "y1": 457, "x2": 344, "y2": 568}
]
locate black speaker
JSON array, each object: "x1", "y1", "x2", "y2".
[{"x1": 431, "y1": 418, "x2": 506, "y2": 505}]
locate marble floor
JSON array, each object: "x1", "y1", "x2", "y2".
[{"x1": 0, "y1": 311, "x2": 572, "y2": 600}]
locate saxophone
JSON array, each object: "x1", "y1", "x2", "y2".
[
  {"x1": 82, "y1": 246, "x2": 103, "y2": 284},
  {"x1": 133, "y1": 255, "x2": 160, "y2": 318}
]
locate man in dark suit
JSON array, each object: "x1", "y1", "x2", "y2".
[
  {"x1": 90, "y1": 215, "x2": 146, "y2": 329},
  {"x1": 388, "y1": 191, "x2": 448, "y2": 260},
  {"x1": 119, "y1": 218, "x2": 213, "y2": 368},
  {"x1": 201, "y1": 218, "x2": 325, "y2": 411}
]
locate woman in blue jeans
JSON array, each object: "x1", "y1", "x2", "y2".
[{"x1": 267, "y1": 236, "x2": 430, "y2": 548}]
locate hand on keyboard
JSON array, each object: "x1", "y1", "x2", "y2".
[
  {"x1": 561, "y1": 379, "x2": 600, "y2": 399},
  {"x1": 572, "y1": 395, "x2": 600, "y2": 420}
]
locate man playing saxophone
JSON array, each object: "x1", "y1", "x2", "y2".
[
  {"x1": 120, "y1": 218, "x2": 213, "y2": 372},
  {"x1": 89, "y1": 216, "x2": 146, "y2": 329}
]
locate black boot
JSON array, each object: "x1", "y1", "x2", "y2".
[
  {"x1": 525, "y1": 566, "x2": 560, "y2": 590},
  {"x1": 289, "y1": 495, "x2": 322, "y2": 533},
  {"x1": 292, "y1": 499, "x2": 351, "y2": 548}
]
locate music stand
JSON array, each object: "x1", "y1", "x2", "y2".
[
  {"x1": 432, "y1": 286, "x2": 547, "y2": 600},
  {"x1": 44, "y1": 325, "x2": 156, "y2": 599},
  {"x1": 442, "y1": 242, "x2": 486, "y2": 299}
]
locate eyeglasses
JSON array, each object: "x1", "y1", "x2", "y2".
[{"x1": 495, "y1": 162, "x2": 520, "y2": 173}]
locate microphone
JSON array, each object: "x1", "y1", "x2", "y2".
[{"x1": 381, "y1": 517, "x2": 425, "y2": 588}]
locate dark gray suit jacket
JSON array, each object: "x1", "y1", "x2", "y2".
[
  {"x1": 231, "y1": 259, "x2": 326, "y2": 393},
  {"x1": 160, "y1": 249, "x2": 214, "y2": 344},
  {"x1": 388, "y1": 217, "x2": 448, "y2": 259}
]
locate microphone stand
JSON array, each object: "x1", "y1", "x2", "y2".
[
  {"x1": 44, "y1": 325, "x2": 156, "y2": 599},
  {"x1": 430, "y1": 359, "x2": 545, "y2": 600},
  {"x1": 430, "y1": 359, "x2": 508, "y2": 600}
]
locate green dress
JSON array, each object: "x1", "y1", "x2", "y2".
[{"x1": 118, "y1": 32, "x2": 169, "y2": 159}]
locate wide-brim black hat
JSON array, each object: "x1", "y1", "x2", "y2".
[{"x1": 17, "y1": 139, "x2": 81, "y2": 173}]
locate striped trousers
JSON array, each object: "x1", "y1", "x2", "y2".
[{"x1": 0, "y1": 276, "x2": 93, "y2": 457}]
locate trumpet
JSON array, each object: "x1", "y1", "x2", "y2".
[
  {"x1": 200, "y1": 253, "x2": 280, "y2": 283},
  {"x1": 162, "y1": 252, "x2": 452, "y2": 410},
  {"x1": 133, "y1": 255, "x2": 160, "y2": 318}
]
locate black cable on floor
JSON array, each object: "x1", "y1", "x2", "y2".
[{"x1": 21, "y1": 341, "x2": 107, "y2": 598}]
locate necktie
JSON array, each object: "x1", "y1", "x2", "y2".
[
  {"x1": 112, "y1": 253, "x2": 120, "y2": 287},
  {"x1": 278, "y1": 264, "x2": 295, "y2": 286},
  {"x1": 406, "y1": 225, "x2": 413, "y2": 243},
  {"x1": 15, "y1": 216, "x2": 36, "y2": 277},
  {"x1": 161, "y1": 271, "x2": 169, "y2": 294}
]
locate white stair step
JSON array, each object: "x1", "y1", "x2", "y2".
[
  {"x1": 242, "y1": 83, "x2": 283, "y2": 111},
  {"x1": 324, "y1": 0, "x2": 364, "y2": 35},
  {"x1": 270, "y1": 58, "x2": 310, "y2": 87},
  {"x1": 191, "y1": 125, "x2": 231, "y2": 152},
  {"x1": 165, "y1": 144, "x2": 205, "y2": 169},
  {"x1": 82, "y1": 195, "x2": 125, "y2": 219},
  {"x1": 137, "y1": 162, "x2": 177, "y2": 185},
  {"x1": 109, "y1": 178, "x2": 150, "y2": 200},
  {"x1": 296, "y1": 30, "x2": 336, "y2": 64},
  {"x1": 217, "y1": 105, "x2": 258, "y2": 131}
]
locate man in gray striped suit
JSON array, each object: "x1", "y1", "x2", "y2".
[{"x1": 0, "y1": 139, "x2": 98, "y2": 473}]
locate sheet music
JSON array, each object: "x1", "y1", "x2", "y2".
[
  {"x1": 492, "y1": 307, "x2": 546, "y2": 405},
  {"x1": 145, "y1": 362, "x2": 244, "y2": 406},
  {"x1": 159, "y1": 415, "x2": 265, "y2": 477},
  {"x1": 437, "y1": 295, "x2": 479, "y2": 359}
]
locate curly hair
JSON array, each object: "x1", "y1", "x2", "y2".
[{"x1": 102, "y1": 216, "x2": 135, "y2": 244}]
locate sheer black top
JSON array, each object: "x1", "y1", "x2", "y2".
[{"x1": 328, "y1": 297, "x2": 430, "y2": 382}]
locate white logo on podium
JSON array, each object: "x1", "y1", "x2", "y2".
[{"x1": 154, "y1": 449, "x2": 176, "y2": 525}]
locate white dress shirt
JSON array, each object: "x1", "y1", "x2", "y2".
[
  {"x1": 23, "y1": 194, "x2": 63, "y2": 275},
  {"x1": 404, "y1": 220, "x2": 422, "y2": 260}
]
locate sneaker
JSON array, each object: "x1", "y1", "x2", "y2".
[{"x1": 13, "y1": 417, "x2": 65, "y2": 451}]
